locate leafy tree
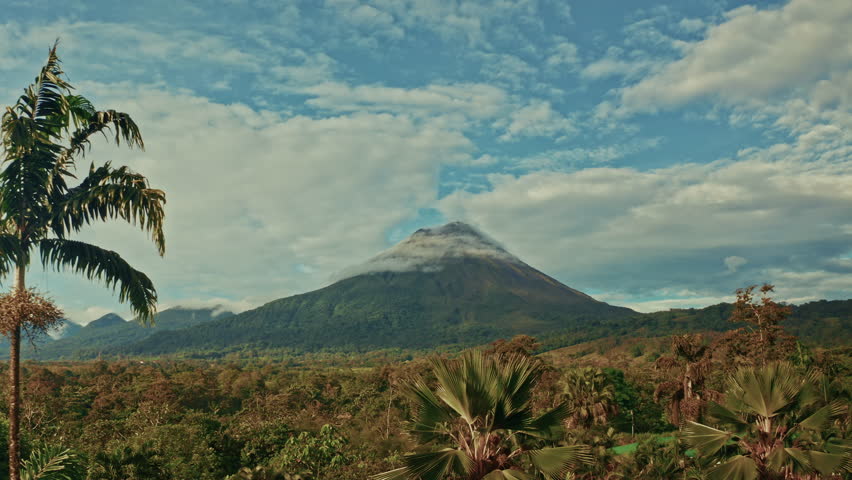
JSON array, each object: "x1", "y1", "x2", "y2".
[
  {"x1": 373, "y1": 350, "x2": 592, "y2": 480},
  {"x1": 720, "y1": 284, "x2": 796, "y2": 367},
  {"x1": 684, "y1": 363, "x2": 851, "y2": 479},
  {"x1": 271, "y1": 424, "x2": 356, "y2": 478},
  {"x1": 484, "y1": 335, "x2": 541, "y2": 358},
  {"x1": 87, "y1": 444, "x2": 168, "y2": 480},
  {"x1": 654, "y1": 334, "x2": 718, "y2": 426},
  {"x1": 226, "y1": 466, "x2": 305, "y2": 480},
  {"x1": 560, "y1": 367, "x2": 618, "y2": 429},
  {"x1": 0, "y1": 43, "x2": 164, "y2": 478}
]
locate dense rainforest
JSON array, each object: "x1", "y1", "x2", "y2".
[{"x1": 1, "y1": 323, "x2": 850, "y2": 479}]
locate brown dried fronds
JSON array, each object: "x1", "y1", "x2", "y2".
[{"x1": 0, "y1": 289, "x2": 64, "y2": 342}]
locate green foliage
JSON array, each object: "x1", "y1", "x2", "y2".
[
  {"x1": 226, "y1": 466, "x2": 306, "y2": 480},
  {"x1": 374, "y1": 350, "x2": 592, "y2": 480},
  {"x1": 560, "y1": 367, "x2": 617, "y2": 428},
  {"x1": 683, "y1": 362, "x2": 852, "y2": 479},
  {"x1": 0, "y1": 343, "x2": 847, "y2": 480},
  {"x1": 21, "y1": 445, "x2": 85, "y2": 480},
  {"x1": 87, "y1": 444, "x2": 168, "y2": 480},
  {"x1": 271, "y1": 425, "x2": 356, "y2": 477}
]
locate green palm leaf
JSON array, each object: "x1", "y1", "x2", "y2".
[
  {"x1": 728, "y1": 363, "x2": 799, "y2": 417},
  {"x1": 682, "y1": 421, "x2": 733, "y2": 456},
  {"x1": 39, "y1": 239, "x2": 157, "y2": 323},
  {"x1": 705, "y1": 455, "x2": 757, "y2": 480},
  {"x1": 49, "y1": 162, "x2": 165, "y2": 254},
  {"x1": 482, "y1": 469, "x2": 535, "y2": 480},
  {"x1": 809, "y1": 450, "x2": 850, "y2": 476},
  {"x1": 526, "y1": 446, "x2": 593, "y2": 480},
  {"x1": 21, "y1": 445, "x2": 85, "y2": 480},
  {"x1": 798, "y1": 400, "x2": 847, "y2": 432},
  {"x1": 372, "y1": 449, "x2": 472, "y2": 480}
]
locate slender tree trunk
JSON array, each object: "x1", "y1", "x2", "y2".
[{"x1": 8, "y1": 265, "x2": 24, "y2": 480}]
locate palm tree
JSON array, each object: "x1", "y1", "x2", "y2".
[
  {"x1": 654, "y1": 334, "x2": 718, "y2": 425},
  {"x1": 373, "y1": 350, "x2": 592, "y2": 480},
  {"x1": 560, "y1": 367, "x2": 618, "y2": 429},
  {"x1": 0, "y1": 43, "x2": 165, "y2": 479},
  {"x1": 683, "y1": 363, "x2": 851, "y2": 480}
]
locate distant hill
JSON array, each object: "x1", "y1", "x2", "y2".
[
  {"x1": 113, "y1": 222, "x2": 635, "y2": 357},
  {"x1": 538, "y1": 299, "x2": 852, "y2": 349},
  {"x1": 49, "y1": 320, "x2": 84, "y2": 340},
  {"x1": 19, "y1": 307, "x2": 234, "y2": 360},
  {"x1": 85, "y1": 313, "x2": 126, "y2": 329}
]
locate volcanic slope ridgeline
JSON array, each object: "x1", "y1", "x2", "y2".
[
  {"x1": 19, "y1": 307, "x2": 234, "y2": 360},
  {"x1": 119, "y1": 222, "x2": 635, "y2": 356}
]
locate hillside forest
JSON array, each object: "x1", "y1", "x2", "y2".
[{"x1": 0, "y1": 285, "x2": 849, "y2": 479}]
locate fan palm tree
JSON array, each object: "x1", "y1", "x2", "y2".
[
  {"x1": 683, "y1": 363, "x2": 851, "y2": 480},
  {"x1": 373, "y1": 350, "x2": 592, "y2": 480},
  {"x1": 0, "y1": 43, "x2": 165, "y2": 479},
  {"x1": 560, "y1": 367, "x2": 618, "y2": 429}
]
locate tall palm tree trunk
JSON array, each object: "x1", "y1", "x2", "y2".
[{"x1": 8, "y1": 264, "x2": 24, "y2": 480}]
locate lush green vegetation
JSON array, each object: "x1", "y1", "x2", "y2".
[
  {"x1": 0, "y1": 317, "x2": 848, "y2": 479},
  {"x1": 15, "y1": 296, "x2": 851, "y2": 362}
]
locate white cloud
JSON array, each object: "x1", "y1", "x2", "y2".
[
  {"x1": 302, "y1": 81, "x2": 509, "y2": 121},
  {"x1": 29, "y1": 83, "x2": 475, "y2": 315},
  {"x1": 335, "y1": 222, "x2": 520, "y2": 280},
  {"x1": 61, "y1": 305, "x2": 116, "y2": 326},
  {"x1": 496, "y1": 99, "x2": 576, "y2": 141},
  {"x1": 477, "y1": 53, "x2": 538, "y2": 89},
  {"x1": 676, "y1": 18, "x2": 706, "y2": 33},
  {"x1": 439, "y1": 136, "x2": 852, "y2": 299},
  {"x1": 619, "y1": 0, "x2": 852, "y2": 112},
  {"x1": 515, "y1": 137, "x2": 663, "y2": 169},
  {"x1": 724, "y1": 256, "x2": 747, "y2": 273},
  {"x1": 372, "y1": 0, "x2": 541, "y2": 47},
  {"x1": 581, "y1": 47, "x2": 661, "y2": 80},
  {"x1": 546, "y1": 41, "x2": 579, "y2": 68},
  {"x1": 0, "y1": 20, "x2": 260, "y2": 71},
  {"x1": 600, "y1": 294, "x2": 732, "y2": 313}
]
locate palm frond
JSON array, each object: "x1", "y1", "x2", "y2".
[
  {"x1": 705, "y1": 455, "x2": 757, "y2": 480},
  {"x1": 482, "y1": 468, "x2": 535, "y2": 480},
  {"x1": 21, "y1": 444, "x2": 85, "y2": 480},
  {"x1": 49, "y1": 162, "x2": 165, "y2": 255},
  {"x1": 727, "y1": 363, "x2": 800, "y2": 417},
  {"x1": 0, "y1": 233, "x2": 22, "y2": 280},
  {"x1": 526, "y1": 445, "x2": 593, "y2": 480},
  {"x1": 798, "y1": 400, "x2": 847, "y2": 432},
  {"x1": 682, "y1": 421, "x2": 733, "y2": 456},
  {"x1": 406, "y1": 378, "x2": 456, "y2": 442},
  {"x1": 372, "y1": 449, "x2": 472, "y2": 480},
  {"x1": 56, "y1": 109, "x2": 144, "y2": 170},
  {"x1": 39, "y1": 238, "x2": 157, "y2": 323}
]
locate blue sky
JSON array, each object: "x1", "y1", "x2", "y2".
[{"x1": 1, "y1": 0, "x2": 850, "y2": 323}]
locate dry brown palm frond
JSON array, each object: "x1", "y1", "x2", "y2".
[{"x1": 0, "y1": 288, "x2": 63, "y2": 342}]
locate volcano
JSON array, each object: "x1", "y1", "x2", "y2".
[{"x1": 117, "y1": 222, "x2": 634, "y2": 355}]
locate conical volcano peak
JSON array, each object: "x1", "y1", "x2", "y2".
[
  {"x1": 335, "y1": 221, "x2": 522, "y2": 280},
  {"x1": 412, "y1": 221, "x2": 483, "y2": 238}
]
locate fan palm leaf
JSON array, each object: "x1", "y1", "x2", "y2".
[
  {"x1": 373, "y1": 350, "x2": 591, "y2": 480},
  {"x1": 683, "y1": 363, "x2": 851, "y2": 479}
]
